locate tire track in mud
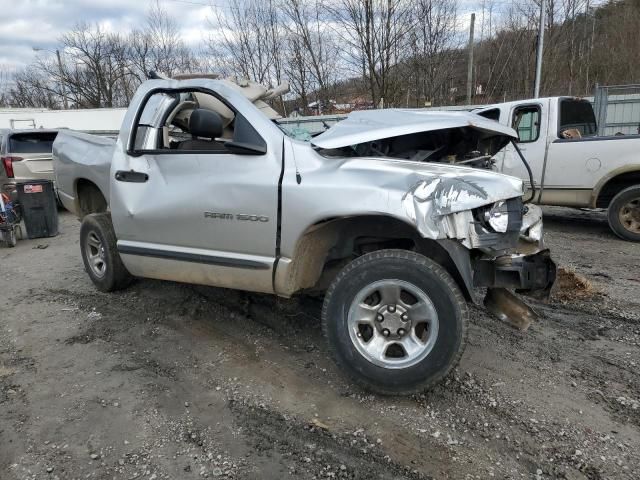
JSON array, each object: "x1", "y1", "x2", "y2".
[
  {"x1": 16, "y1": 273, "x2": 640, "y2": 479},
  {"x1": 457, "y1": 303, "x2": 638, "y2": 478},
  {"x1": 29, "y1": 283, "x2": 452, "y2": 478}
]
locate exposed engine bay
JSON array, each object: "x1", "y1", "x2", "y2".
[
  {"x1": 315, "y1": 126, "x2": 510, "y2": 169},
  {"x1": 303, "y1": 109, "x2": 520, "y2": 171}
]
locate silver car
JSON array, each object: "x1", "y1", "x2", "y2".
[{"x1": 1, "y1": 129, "x2": 59, "y2": 200}]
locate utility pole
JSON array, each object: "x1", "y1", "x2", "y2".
[
  {"x1": 466, "y1": 13, "x2": 475, "y2": 105},
  {"x1": 534, "y1": 0, "x2": 546, "y2": 98},
  {"x1": 55, "y1": 49, "x2": 68, "y2": 110}
]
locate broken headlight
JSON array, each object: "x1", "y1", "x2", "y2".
[
  {"x1": 475, "y1": 198, "x2": 523, "y2": 234},
  {"x1": 483, "y1": 201, "x2": 510, "y2": 233}
]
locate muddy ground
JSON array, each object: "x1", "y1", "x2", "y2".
[{"x1": 1, "y1": 207, "x2": 639, "y2": 480}]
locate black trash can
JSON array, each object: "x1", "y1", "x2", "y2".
[{"x1": 16, "y1": 180, "x2": 59, "y2": 239}]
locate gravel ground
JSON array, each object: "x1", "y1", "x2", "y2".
[{"x1": 1, "y1": 207, "x2": 639, "y2": 480}]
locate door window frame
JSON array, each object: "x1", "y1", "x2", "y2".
[
  {"x1": 511, "y1": 104, "x2": 542, "y2": 144},
  {"x1": 557, "y1": 98, "x2": 597, "y2": 138},
  {"x1": 127, "y1": 87, "x2": 266, "y2": 157}
]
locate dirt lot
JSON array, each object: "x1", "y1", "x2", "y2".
[{"x1": 1, "y1": 207, "x2": 639, "y2": 480}]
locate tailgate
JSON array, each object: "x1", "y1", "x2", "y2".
[
  {"x1": 7, "y1": 131, "x2": 57, "y2": 182},
  {"x1": 13, "y1": 153, "x2": 54, "y2": 180}
]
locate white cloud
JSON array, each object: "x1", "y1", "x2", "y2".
[{"x1": 0, "y1": 0, "x2": 226, "y2": 70}]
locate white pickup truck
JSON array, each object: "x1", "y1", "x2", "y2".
[{"x1": 474, "y1": 97, "x2": 640, "y2": 241}]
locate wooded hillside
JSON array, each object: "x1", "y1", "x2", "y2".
[{"x1": 0, "y1": 0, "x2": 638, "y2": 114}]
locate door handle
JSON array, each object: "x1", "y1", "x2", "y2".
[{"x1": 115, "y1": 170, "x2": 148, "y2": 183}]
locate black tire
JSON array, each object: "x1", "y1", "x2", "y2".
[
  {"x1": 80, "y1": 213, "x2": 133, "y2": 292},
  {"x1": 322, "y1": 249, "x2": 468, "y2": 395},
  {"x1": 607, "y1": 185, "x2": 640, "y2": 242}
]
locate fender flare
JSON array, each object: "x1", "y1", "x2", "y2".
[
  {"x1": 590, "y1": 165, "x2": 640, "y2": 208},
  {"x1": 434, "y1": 238, "x2": 478, "y2": 304}
]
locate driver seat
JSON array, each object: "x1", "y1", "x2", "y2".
[{"x1": 177, "y1": 109, "x2": 227, "y2": 151}]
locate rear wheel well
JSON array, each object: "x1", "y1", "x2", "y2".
[
  {"x1": 596, "y1": 171, "x2": 640, "y2": 208},
  {"x1": 283, "y1": 216, "x2": 472, "y2": 300},
  {"x1": 76, "y1": 179, "x2": 107, "y2": 218}
]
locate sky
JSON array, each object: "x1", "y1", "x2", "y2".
[{"x1": 0, "y1": 0, "x2": 518, "y2": 72}]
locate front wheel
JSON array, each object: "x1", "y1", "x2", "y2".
[
  {"x1": 608, "y1": 185, "x2": 640, "y2": 242},
  {"x1": 322, "y1": 249, "x2": 468, "y2": 395},
  {"x1": 80, "y1": 213, "x2": 133, "y2": 292}
]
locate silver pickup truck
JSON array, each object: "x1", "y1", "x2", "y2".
[{"x1": 53, "y1": 77, "x2": 556, "y2": 395}]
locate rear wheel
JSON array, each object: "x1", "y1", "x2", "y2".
[
  {"x1": 80, "y1": 213, "x2": 133, "y2": 292},
  {"x1": 322, "y1": 249, "x2": 468, "y2": 395},
  {"x1": 608, "y1": 185, "x2": 640, "y2": 242}
]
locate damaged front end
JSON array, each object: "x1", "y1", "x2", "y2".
[
  {"x1": 471, "y1": 202, "x2": 556, "y2": 330},
  {"x1": 435, "y1": 196, "x2": 556, "y2": 330},
  {"x1": 398, "y1": 173, "x2": 556, "y2": 323},
  {"x1": 309, "y1": 108, "x2": 556, "y2": 329},
  {"x1": 457, "y1": 200, "x2": 556, "y2": 330}
]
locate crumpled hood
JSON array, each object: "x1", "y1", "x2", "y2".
[{"x1": 311, "y1": 108, "x2": 518, "y2": 150}]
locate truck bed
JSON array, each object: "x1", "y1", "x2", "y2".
[{"x1": 52, "y1": 129, "x2": 116, "y2": 216}]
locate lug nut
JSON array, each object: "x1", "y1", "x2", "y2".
[
  {"x1": 388, "y1": 305, "x2": 396, "y2": 313},
  {"x1": 401, "y1": 313, "x2": 408, "y2": 321},
  {"x1": 382, "y1": 329, "x2": 390, "y2": 337},
  {"x1": 397, "y1": 328, "x2": 406, "y2": 336},
  {"x1": 376, "y1": 313, "x2": 384, "y2": 322}
]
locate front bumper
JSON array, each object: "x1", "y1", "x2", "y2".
[
  {"x1": 436, "y1": 198, "x2": 555, "y2": 308},
  {"x1": 473, "y1": 249, "x2": 557, "y2": 299},
  {"x1": 474, "y1": 250, "x2": 556, "y2": 331}
]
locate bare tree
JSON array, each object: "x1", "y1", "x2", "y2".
[
  {"x1": 208, "y1": 0, "x2": 285, "y2": 87},
  {"x1": 8, "y1": 4, "x2": 201, "y2": 110},
  {"x1": 45, "y1": 23, "x2": 133, "y2": 108},
  {"x1": 0, "y1": 68, "x2": 13, "y2": 107},
  {"x1": 284, "y1": 34, "x2": 312, "y2": 113},
  {"x1": 9, "y1": 67, "x2": 60, "y2": 109},
  {"x1": 128, "y1": 0, "x2": 200, "y2": 83},
  {"x1": 6, "y1": 0, "x2": 640, "y2": 111},
  {"x1": 330, "y1": 0, "x2": 413, "y2": 106},
  {"x1": 281, "y1": 0, "x2": 338, "y2": 110},
  {"x1": 408, "y1": 0, "x2": 459, "y2": 106}
]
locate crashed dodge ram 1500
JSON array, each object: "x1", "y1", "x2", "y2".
[{"x1": 53, "y1": 76, "x2": 556, "y2": 394}]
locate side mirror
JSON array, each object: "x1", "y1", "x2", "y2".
[
  {"x1": 224, "y1": 141, "x2": 266, "y2": 155},
  {"x1": 227, "y1": 114, "x2": 267, "y2": 155}
]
